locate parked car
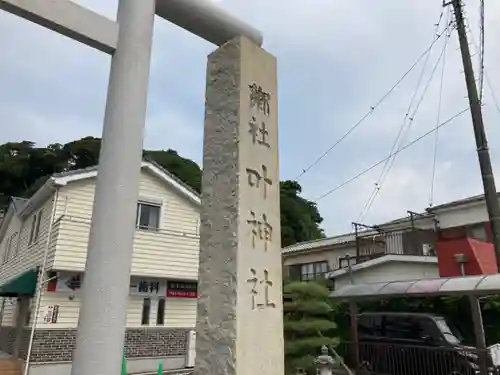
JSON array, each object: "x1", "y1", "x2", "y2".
[{"x1": 353, "y1": 312, "x2": 498, "y2": 375}]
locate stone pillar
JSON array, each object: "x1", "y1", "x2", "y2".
[{"x1": 195, "y1": 36, "x2": 284, "y2": 375}]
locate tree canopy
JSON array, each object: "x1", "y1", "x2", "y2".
[
  {"x1": 283, "y1": 280, "x2": 338, "y2": 375},
  {"x1": 0, "y1": 137, "x2": 325, "y2": 246}
]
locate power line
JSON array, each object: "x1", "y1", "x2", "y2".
[
  {"x1": 357, "y1": 23, "x2": 452, "y2": 221},
  {"x1": 356, "y1": 36, "x2": 436, "y2": 221},
  {"x1": 467, "y1": 23, "x2": 500, "y2": 117},
  {"x1": 313, "y1": 108, "x2": 469, "y2": 203},
  {"x1": 478, "y1": 0, "x2": 485, "y2": 103},
  {"x1": 357, "y1": 15, "x2": 451, "y2": 221},
  {"x1": 429, "y1": 13, "x2": 450, "y2": 207},
  {"x1": 294, "y1": 22, "x2": 449, "y2": 181}
]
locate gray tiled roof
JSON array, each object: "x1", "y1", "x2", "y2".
[{"x1": 427, "y1": 192, "x2": 500, "y2": 212}]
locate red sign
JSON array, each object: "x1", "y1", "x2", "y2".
[
  {"x1": 167, "y1": 281, "x2": 198, "y2": 298},
  {"x1": 167, "y1": 290, "x2": 198, "y2": 298}
]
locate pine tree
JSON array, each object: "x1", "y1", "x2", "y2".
[{"x1": 283, "y1": 280, "x2": 338, "y2": 375}]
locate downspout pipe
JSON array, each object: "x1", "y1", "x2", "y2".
[{"x1": 23, "y1": 186, "x2": 59, "y2": 375}]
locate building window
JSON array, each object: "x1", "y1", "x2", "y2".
[
  {"x1": 141, "y1": 298, "x2": 151, "y2": 325},
  {"x1": 467, "y1": 223, "x2": 488, "y2": 242},
  {"x1": 136, "y1": 203, "x2": 160, "y2": 230},
  {"x1": 9, "y1": 232, "x2": 18, "y2": 258},
  {"x1": 29, "y1": 210, "x2": 43, "y2": 245},
  {"x1": 300, "y1": 261, "x2": 329, "y2": 281},
  {"x1": 156, "y1": 298, "x2": 166, "y2": 326},
  {"x1": 2, "y1": 237, "x2": 11, "y2": 265},
  {"x1": 2, "y1": 232, "x2": 18, "y2": 264}
]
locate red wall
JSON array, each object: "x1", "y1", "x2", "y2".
[{"x1": 436, "y1": 237, "x2": 497, "y2": 277}]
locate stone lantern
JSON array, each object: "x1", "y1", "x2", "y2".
[{"x1": 315, "y1": 345, "x2": 337, "y2": 375}]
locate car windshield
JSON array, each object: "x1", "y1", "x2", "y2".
[{"x1": 435, "y1": 318, "x2": 463, "y2": 344}]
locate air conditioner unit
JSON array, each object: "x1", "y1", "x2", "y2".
[{"x1": 186, "y1": 330, "x2": 196, "y2": 368}]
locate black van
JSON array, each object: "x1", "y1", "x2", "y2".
[{"x1": 354, "y1": 312, "x2": 497, "y2": 375}]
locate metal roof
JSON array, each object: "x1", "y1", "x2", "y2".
[
  {"x1": 281, "y1": 214, "x2": 428, "y2": 255},
  {"x1": 426, "y1": 192, "x2": 500, "y2": 212},
  {"x1": 281, "y1": 233, "x2": 355, "y2": 254},
  {"x1": 329, "y1": 274, "x2": 500, "y2": 301},
  {"x1": 11, "y1": 197, "x2": 28, "y2": 212}
]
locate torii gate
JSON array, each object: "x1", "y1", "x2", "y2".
[{"x1": 0, "y1": 1, "x2": 265, "y2": 375}]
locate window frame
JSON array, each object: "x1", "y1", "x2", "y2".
[
  {"x1": 136, "y1": 202, "x2": 161, "y2": 231},
  {"x1": 300, "y1": 261, "x2": 329, "y2": 281},
  {"x1": 28, "y1": 210, "x2": 43, "y2": 246},
  {"x1": 2, "y1": 236, "x2": 12, "y2": 265},
  {"x1": 466, "y1": 223, "x2": 488, "y2": 242},
  {"x1": 141, "y1": 298, "x2": 151, "y2": 326},
  {"x1": 156, "y1": 298, "x2": 166, "y2": 326},
  {"x1": 384, "y1": 316, "x2": 419, "y2": 340},
  {"x1": 9, "y1": 232, "x2": 18, "y2": 258}
]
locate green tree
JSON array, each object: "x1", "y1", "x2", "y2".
[
  {"x1": 0, "y1": 138, "x2": 326, "y2": 246},
  {"x1": 144, "y1": 149, "x2": 202, "y2": 193},
  {"x1": 283, "y1": 280, "x2": 338, "y2": 375},
  {"x1": 280, "y1": 181, "x2": 325, "y2": 247}
]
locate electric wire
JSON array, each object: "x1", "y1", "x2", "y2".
[
  {"x1": 478, "y1": 0, "x2": 485, "y2": 103},
  {"x1": 357, "y1": 21, "x2": 452, "y2": 221},
  {"x1": 357, "y1": 17, "x2": 448, "y2": 222},
  {"x1": 467, "y1": 23, "x2": 500, "y2": 117},
  {"x1": 294, "y1": 17, "x2": 448, "y2": 181},
  {"x1": 429, "y1": 20, "x2": 449, "y2": 207},
  {"x1": 314, "y1": 108, "x2": 469, "y2": 203},
  {"x1": 356, "y1": 43, "x2": 434, "y2": 222}
]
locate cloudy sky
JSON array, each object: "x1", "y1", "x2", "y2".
[{"x1": 1, "y1": 0, "x2": 500, "y2": 236}]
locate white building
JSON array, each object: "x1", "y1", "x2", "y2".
[
  {"x1": 282, "y1": 193, "x2": 499, "y2": 289},
  {"x1": 0, "y1": 161, "x2": 201, "y2": 375}
]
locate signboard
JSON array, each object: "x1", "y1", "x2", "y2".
[
  {"x1": 129, "y1": 279, "x2": 167, "y2": 297},
  {"x1": 166, "y1": 281, "x2": 198, "y2": 298},
  {"x1": 56, "y1": 273, "x2": 82, "y2": 293},
  {"x1": 49, "y1": 272, "x2": 196, "y2": 298},
  {"x1": 43, "y1": 304, "x2": 59, "y2": 324}
]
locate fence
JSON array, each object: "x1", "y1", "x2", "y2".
[
  {"x1": 354, "y1": 227, "x2": 436, "y2": 260},
  {"x1": 336, "y1": 341, "x2": 496, "y2": 375}
]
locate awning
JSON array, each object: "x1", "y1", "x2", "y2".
[
  {"x1": 0, "y1": 269, "x2": 37, "y2": 297},
  {"x1": 329, "y1": 273, "x2": 500, "y2": 301}
]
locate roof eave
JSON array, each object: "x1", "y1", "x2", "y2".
[
  {"x1": 18, "y1": 178, "x2": 61, "y2": 218},
  {"x1": 52, "y1": 161, "x2": 201, "y2": 207},
  {"x1": 327, "y1": 255, "x2": 438, "y2": 279}
]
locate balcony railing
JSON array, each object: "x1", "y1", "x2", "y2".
[{"x1": 349, "y1": 220, "x2": 437, "y2": 269}]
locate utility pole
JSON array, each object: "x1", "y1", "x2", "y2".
[{"x1": 446, "y1": 0, "x2": 500, "y2": 271}]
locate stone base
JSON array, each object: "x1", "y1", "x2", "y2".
[{"x1": 0, "y1": 327, "x2": 189, "y2": 363}]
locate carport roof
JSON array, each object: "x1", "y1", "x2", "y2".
[{"x1": 329, "y1": 273, "x2": 500, "y2": 301}]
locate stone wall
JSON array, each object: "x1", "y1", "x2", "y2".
[{"x1": 5, "y1": 328, "x2": 189, "y2": 363}]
